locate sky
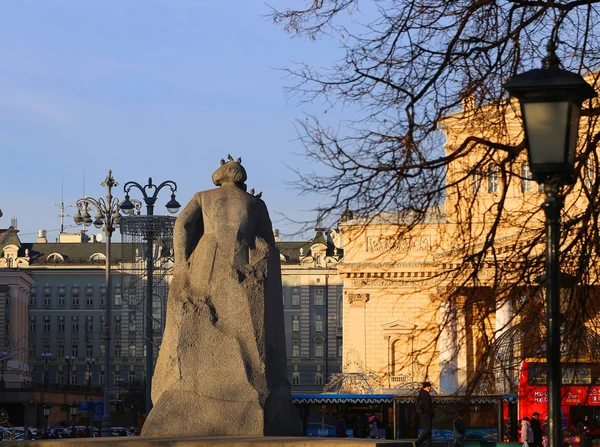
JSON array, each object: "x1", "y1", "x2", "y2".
[{"x1": 0, "y1": 1, "x2": 346, "y2": 242}]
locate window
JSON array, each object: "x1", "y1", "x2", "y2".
[
  {"x1": 100, "y1": 343, "x2": 105, "y2": 357},
  {"x1": 129, "y1": 344, "x2": 136, "y2": 357},
  {"x1": 338, "y1": 343, "x2": 343, "y2": 358},
  {"x1": 42, "y1": 344, "x2": 50, "y2": 355},
  {"x1": 70, "y1": 366, "x2": 77, "y2": 385},
  {"x1": 129, "y1": 318, "x2": 136, "y2": 332},
  {"x1": 58, "y1": 317, "x2": 65, "y2": 332},
  {"x1": 86, "y1": 317, "x2": 93, "y2": 332},
  {"x1": 29, "y1": 287, "x2": 37, "y2": 306},
  {"x1": 71, "y1": 341, "x2": 78, "y2": 357},
  {"x1": 29, "y1": 317, "x2": 36, "y2": 332},
  {"x1": 86, "y1": 344, "x2": 93, "y2": 357},
  {"x1": 585, "y1": 158, "x2": 597, "y2": 189},
  {"x1": 521, "y1": 163, "x2": 533, "y2": 192},
  {"x1": 115, "y1": 343, "x2": 121, "y2": 357},
  {"x1": 314, "y1": 371, "x2": 323, "y2": 386},
  {"x1": 100, "y1": 317, "x2": 105, "y2": 333},
  {"x1": 292, "y1": 316, "x2": 300, "y2": 332},
  {"x1": 58, "y1": 286, "x2": 66, "y2": 305},
  {"x1": 314, "y1": 289, "x2": 324, "y2": 306},
  {"x1": 292, "y1": 366, "x2": 300, "y2": 385},
  {"x1": 99, "y1": 368, "x2": 105, "y2": 385},
  {"x1": 58, "y1": 292, "x2": 65, "y2": 306},
  {"x1": 43, "y1": 293, "x2": 51, "y2": 306},
  {"x1": 128, "y1": 369, "x2": 136, "y2": 384},
  {"x1": 29, "y1": 343, "x2": 36, "y2": 358},
  {"x1": 153, "y1": 295, "x2": 163, "y2": 331},
  {"x1": 72, "y1": 286, "x2": 80, "y2": 306},
  {"x1": 314, "y1": 342, "x2": 324, "y2": 358},
  {"x1": 57, "y1": 366, "x2": 64, "y2": 385},
  {"x1": 471, "y1": 170, "x2": 483, "y2": 194},
  {"x1": 315, "y1": 315, "x2": 323, "y2": 333},
  {"x1": 72, "y1": 317, "x2": 79, "y2": 332},
  {"x1": 488, "y1": 165, "x2": 499, "y2": 193},
  {"x1": 57, "y1": 343, "x2": 64, "y2": 358},
  {"x1": 86, "y1": 286, "x2": 94, "y2": 306},
  {"x1": 114, "y1": 286, "x2": 122, "y2": 306},
  {"x1": 291, "y1": 289, "x2": 300, "y2": 306},
  {"x1": 114, "y1": 316, "x2": 121, "y2": 332},
  {"x1": 43, "y1": 316, "x2": 51, "y2": 332},
  {"x1": 292, "y1": 344, "x2": 300, "y2": 358},
  {"x1": 100, "y1": 287, "x2": 106, "y2": 306}
]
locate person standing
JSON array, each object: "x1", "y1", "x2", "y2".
[
  {"x1": 521, "y1": 417, "x2": 534, "y2": 447},
  {"x1": 453, "y1": 410, "x2": 466, "y2": 447},
  {"x1": 353, "y1": 413, "x2": 368, "y2": 438},
  {"x1": 415, "y1": 381, "x2": 434, "y2": 447},
  {"x1": 530, "y1": 412, "x2": 542, "y2": 447},
  {"x1": 335, "y1": 415, "x2": 347, "y2": 438}
]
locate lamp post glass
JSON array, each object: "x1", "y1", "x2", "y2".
[
  {"x1": 503, "y1": 40, "x2": 596, "y2": 447},
  {"x1": 121, "y1": 177, "x2": 180, "y2": 416}
]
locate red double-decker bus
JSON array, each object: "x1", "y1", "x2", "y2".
[{"x1": 519, "y1": 358, "x2": 600, "y2": 441}]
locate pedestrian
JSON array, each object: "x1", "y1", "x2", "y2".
[
  {"x1": 415, "y1": 381, "x2": 434, "y2": 447},
  {"x1": 530, "y1": 412, "x2": 542, "y2": 447},
  {"x1": 335, "y1": 415, "x2": 347, "y2": 437},
  {"x1": 521, "y1": 417, "x2": 534, "y2": 447},
  {"x1": 453, "y1": 410, "x2": 466, "y2": 447},
  {"x1": 353, "y1": 413, "x2": 368, "y2": 438},
  {"x1": 368, "y1": 415, "x2": 378, "y2": 438}
]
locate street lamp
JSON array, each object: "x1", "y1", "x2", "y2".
[
  {"x1": 504, "y1": 40, "x2": 596, "y2": 447},
  {"x1": 117, "y1": 377, "x2": 124, "y2": 401},
  {"x1": 42, "y1": 404, "x2": 51, "y2": 428},
  {"x1": 120, "y1": 177, "x2": 180, "y2": 414},
  {"x1": 74, "y1": 170, "x2": 121, "y2": 438},
  {"x1": 69, "y1": 402, "x2": 78, "y2": 436},
  {"x1": 64, "y1": 355, "x2": 75, "y2": 387},
  {"x1": 85, "y1": 357, "x2": 95, "y2": 387},
  {"x1": 41, "y1": 353, "x2": 52, "y2": 388}
]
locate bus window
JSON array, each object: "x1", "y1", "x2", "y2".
[
  {"x1": 529, "y1": 364, "x2": 546, "y2": 386},
  {"x1": 563, "y1": 366, "x2": 591, "y2": 385}
]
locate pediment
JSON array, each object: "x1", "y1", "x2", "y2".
[{"x1": 382, "y1": 319, "x2": 417, "y2": 333}]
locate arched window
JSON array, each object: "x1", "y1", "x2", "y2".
[
  {"x1": 46, "y1": 253, "x2": 64, "y2": 262},
  {"x1": 89, "y1": 253, "x2": 106, "y2": 262}
]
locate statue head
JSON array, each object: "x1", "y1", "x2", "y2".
[{"x1": 212, "y1": 156, "x2": 247, "y2": 188}]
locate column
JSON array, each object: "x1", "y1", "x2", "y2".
[
  {"x1": 495, "y1": 298, "x2": 514, "y2": 393},
  {"x1": 439, "y1": 293, "x2": 458, "y2": 394},
  {"x1": 344, "y1": 292, "x2": 369, "y2": 372}
]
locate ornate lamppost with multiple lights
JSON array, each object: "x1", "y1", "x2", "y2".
[
  {"x1": 41, "y1": 353, "x2": 52, "y2": 388},
  {"x1": 120, "y1": 178, "x2": 180, "y2": 414},
  {"x1": 85, "y1": 357, "x2": 95, "y2": 387},
  {"x1": 504, "y1": 40, "x2": 596, "y2": 447},
  {"x1": 74, "y1": 170, "x2": 121, "y2": 438}
]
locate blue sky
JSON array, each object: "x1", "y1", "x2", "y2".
[{"x1": 0, "y1": 1, "x2": 345, "y2": 242}]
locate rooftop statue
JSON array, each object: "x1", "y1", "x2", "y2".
[{"x1": 142, "y1": 157, "x2": 301, "y2": 437}]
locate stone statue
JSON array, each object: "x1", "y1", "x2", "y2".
[{"x1": 142, "y1": 158, "x2": 301, "y2": 437}]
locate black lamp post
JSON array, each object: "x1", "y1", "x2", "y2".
[
  {"x1": 504, "y1": 40, "x2": 596, "y2": 447},
  {"x1": 41, "y1": 353, "x2": 51, "y2": 388},
  {"x1": 120, "y1": 178, "x2": 180, "y2": 415},
  {"x1": 74, "y1": 170, "x2": 121, "y2": 438},
  {"x1": 85, "y1": 357, "x2": 95, "y2": 387},
  {"x1": 64, "y1": 355, "x2": 75, "y2": 387},
  {"x1": 69, "y1": 402, "x2": 78, "y2": 435},
  {"x1": 43, "y1": 404, "x2": 51, "y2": 428}
]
